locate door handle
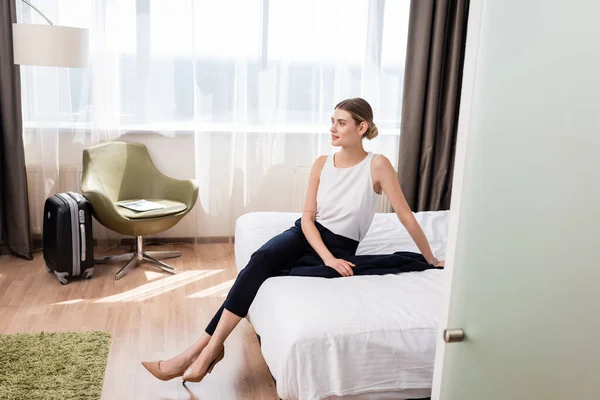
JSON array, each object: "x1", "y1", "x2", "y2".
[{"x1": 443, "y1": 328, "x2": 465, "y2": 343}]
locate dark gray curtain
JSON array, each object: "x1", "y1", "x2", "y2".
[
  {"x1": 0, "y1": 0, "x2": 33, "y2": 260},
  {"x1": 398, "y1": 0, "x2": 470, "y2": 211}
]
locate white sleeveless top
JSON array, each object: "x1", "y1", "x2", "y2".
[{"x1": 316, "y1": 152, "x2": 381, "y2": 242}]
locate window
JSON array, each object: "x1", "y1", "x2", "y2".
[{"x1": 19, "y1": 0, "x2": 411, "y2": 134}]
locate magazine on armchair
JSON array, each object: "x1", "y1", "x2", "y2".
[{"x1": 116, "y1": 200, "x2": 166, "y2": 212}]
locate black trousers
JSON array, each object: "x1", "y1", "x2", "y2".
[{"x1": 205, "y1": 219, "x2": 437, "y2": 335}]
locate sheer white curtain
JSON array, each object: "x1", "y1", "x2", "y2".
[{"x1": 19, "y1": 0, "x2": 410, "y2": 239}]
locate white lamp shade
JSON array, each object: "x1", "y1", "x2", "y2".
[{"x1": 12, "y1": 23, "x2": 89, "y2": 68}]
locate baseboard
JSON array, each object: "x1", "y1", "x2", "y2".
[
  {"x1": 32, "y1": 235, "x2": 43, "y2": 252},
  {"x1": 31, "y1": 234, "x2": 234, "y2": 252},
  {"x1": 119, "y1": 236, "x2": 233, "y2": 245}
]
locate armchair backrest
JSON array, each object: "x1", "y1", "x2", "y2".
[{"x1": 82, "y1": 142, "x2": 162, "y2": 202}]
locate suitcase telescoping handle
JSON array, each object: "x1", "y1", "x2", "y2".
[
  {"x1": 67, "y1": 192, "x2": 88, "y2": 262},
  {"x1": 67, "y1": 191, "x2": 84, "y2": 204},
  {"x1": 80, "y1": 210, "x2": 86, "y2": 262}
]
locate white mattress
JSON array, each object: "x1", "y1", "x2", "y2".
[{"x1": 235, "y1": 211, "x2": 449, "y2": 400}]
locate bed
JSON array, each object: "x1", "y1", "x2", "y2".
[{"x1": 235, "y1": 211, "x2": 449, "y2": 400}]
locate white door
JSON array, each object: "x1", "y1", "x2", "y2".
[{"x1": 432, "y1": 0, "x2": 600, "y2": 399}]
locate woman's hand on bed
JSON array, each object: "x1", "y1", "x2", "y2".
[
  {"x1": 435, "y1": 260, "x2": 445, "y2": 267},
  {"x1": 324, "y1": 257, "x2": 356, "y2": 276}
]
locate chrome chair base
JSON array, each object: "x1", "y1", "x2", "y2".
[{"x1": 95, "y1": 236, "x2": 179, "y2": 280}]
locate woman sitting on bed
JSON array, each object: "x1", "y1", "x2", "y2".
[{"x1": 142, "y1": 97, "x2": 445, "y2": 383}]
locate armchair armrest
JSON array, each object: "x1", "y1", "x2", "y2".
[
  {"x1": 151, "y1": 175, "x2": 199, "y2": 211},
  {"x1": 82, "y1": 189, "x2": 130, "y2": 226}
]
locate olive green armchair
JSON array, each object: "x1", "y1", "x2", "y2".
[{"x1": 82, "y1": 142, "x2": 198, "y2": 280}]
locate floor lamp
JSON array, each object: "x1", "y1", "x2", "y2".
[{"x1": 12, "y1": 0, "x2": 88, "y2": 68}]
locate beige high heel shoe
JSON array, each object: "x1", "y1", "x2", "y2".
[
  {"x1": 141, "y1": 360, "x2": 187, "y2": 381},
  {"x1": 182, "y1": 346, "x2": 225, "y2": 384}
]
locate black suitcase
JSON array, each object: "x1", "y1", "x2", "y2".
[{"x1": 43, "y1": 191, "x2": 94, "y2": 284}]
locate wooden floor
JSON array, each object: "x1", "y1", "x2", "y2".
[{"x1": 0, "y1": 243, "x2": 279, "y2": 400}]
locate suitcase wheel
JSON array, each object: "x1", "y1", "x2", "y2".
[
  {"x1": 83, "y1": 268, "x2": 94, "y2": 280},
  {"x1": 53, "y1": 271, "x2": 69, "y2": 285}
]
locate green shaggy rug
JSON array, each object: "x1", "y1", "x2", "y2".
[{"x1": 0, "y1": 331, "x2": 111, "y2": 400}]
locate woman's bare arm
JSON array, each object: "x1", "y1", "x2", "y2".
[
  {"x1": 372, "y1": 155, "x2": 443, "y2": 266},
  {"x1": 301, "y1": 156, "x2": 355, "y2": 276}
]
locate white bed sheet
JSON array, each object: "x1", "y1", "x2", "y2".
[{"x1": 235, "y1": 211, "x2": 449, "y2": 400}]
